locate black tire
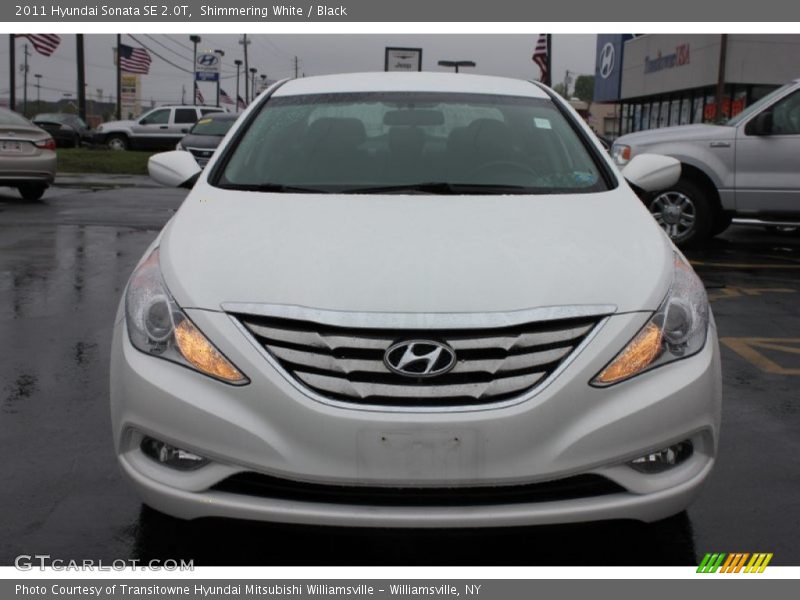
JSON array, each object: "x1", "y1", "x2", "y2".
[
  {"x1": 106, "y1": 133, "x2": 128, "y2": 151},
  {"x1": 646, "y1": 176, "x2": 713, "y2": 247},
  {"x1": 18, "y1": 183, "x2": 46, "y2": 201},
  {"x1": 710, "y1": 212, "x2": 733, "y2": 236}
]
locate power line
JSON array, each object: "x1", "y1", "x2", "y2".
[{"x1": 143, "y1": 34, "x2": 193, "y2": 63}]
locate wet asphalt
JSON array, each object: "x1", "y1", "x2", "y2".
[{"x1": 0, "y1": 183, "x2": 798, "y2": 566}]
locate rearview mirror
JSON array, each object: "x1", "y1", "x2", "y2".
[
  {"x1": 621, "y1": 153, "x2": 681, "y2": 193},
  {"x1": 745, "y1": 111, "x2": 773, "y2": 136},
  {"x1": 148, "y1": 151, "x2": 202, "y2": 188}
]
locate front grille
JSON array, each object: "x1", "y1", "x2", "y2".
[
  {"x1": 211, "y1": 472, "x2": 625, "y2": 506},
  {"x1": 235, "y1": 312, "x2": 602, "y2": 408},
  {"x1": 187, "y1": 147, "x2": 214, "y2": 166}
]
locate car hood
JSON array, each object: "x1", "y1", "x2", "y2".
[
  {"x1": 180, "y1": 134, "x2": 224, "y2": 148},
  {"x1": 159, "y1": 184, "x2": 673, "y2": 315},
  {"x1": 99, "y1": 119, "x2": 134, "y2": 130},
  {"x1": 618, "y1": 124, "x2": 734, "y2": 146}
]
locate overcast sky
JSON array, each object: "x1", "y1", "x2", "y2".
[{"x1": 0, "y1": 34, "x2": 597, "y2": 106}]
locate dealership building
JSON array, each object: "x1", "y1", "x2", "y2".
[{"x1": 594, "y1": 34, "x2": 800, "y2": 136}]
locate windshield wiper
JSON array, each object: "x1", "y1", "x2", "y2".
[
  {"x1": 218, "y1": 183, "x2": 333, "y2": 193},
  {"x1": 340, "y1": 182, "x2": 539, "y2": 195}
]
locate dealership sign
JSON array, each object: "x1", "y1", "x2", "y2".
[
  {"x1": 645, "y1": 44, "x2": 691, "y2": 74},
  {"x1": 195, "y1": 52, "x2": 220, "y2": 82},
  {"x1": 385, "y1": 47, "x2": 423, "y2": 72}
]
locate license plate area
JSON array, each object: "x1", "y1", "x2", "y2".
[{"x1": 357, "y1": 429, "x2": 480, "y2": 482}]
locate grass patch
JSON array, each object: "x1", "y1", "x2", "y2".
[{"x1": 56, "y1": 148, "x2": 156, "y2": 175}]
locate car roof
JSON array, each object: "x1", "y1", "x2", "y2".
[{"x1": 273, "y1": 72, "x2": 550, "y2": 100}]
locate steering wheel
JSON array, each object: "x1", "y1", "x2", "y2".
[{"x1": 474, "y1": 159, "x2": 539, "y2": 177}]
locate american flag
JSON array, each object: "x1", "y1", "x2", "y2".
[
  {"x1": 196, "y1": 87, "x2": 205, "y2": 105},
  {"x1": 532, "y1": 34, "x2": 549, "y2": 85},
  {"x1": 119, "y1": 43, "x2": 151, "y2": 75},
  {"x1": 237, "y1": 95, "x2": 246, "y2": 110},
  {"x1": 18, "y1": 34, "x2": 61, "y2": 57},
  {"x1": 219, "y1": 89, "x2": 234, "y2": 106}
]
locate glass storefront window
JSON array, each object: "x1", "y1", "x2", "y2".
[
  {"x1": 641, "y1": 103, "x2": 651, "y2": 130},
  {"x1": 659, "y1": 100, "x2": 670, "y2": 127},
  {"x1": 633, "y1": 104, "x2": 642, "y2": 131},
  {"x1": 650, "y1": 102, "x2": 659, "y2": 129},
  {"x1": 670, "y1": 99, "x2": 680, "y2": 126},
  {"x1": 680, "y1": 97, "x2": 691, "y2": 125}
]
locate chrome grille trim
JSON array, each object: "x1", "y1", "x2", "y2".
[{"x1": 227, "y1": 303, "x2": 614, "y2": 413}]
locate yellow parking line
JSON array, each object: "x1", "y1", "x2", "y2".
[{"x1": 721, "y1": 337, "x2": 800, "y2": 375}]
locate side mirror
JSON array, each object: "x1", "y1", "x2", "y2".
[
  {"x1": 621, "y1": 153, "x2": 681, "y2": 193},
  {"x1": 148, "y1": 151, "x2": 202, "y2": 188},
  {"x1": 745, "y1": 111, "x2": 773, "y2": 136}
]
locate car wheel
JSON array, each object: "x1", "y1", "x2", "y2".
[
  {"x1": 710, "y1": 212, "x2": 733, "y2": 236},
  {"x1": 106, "y1": 134, "x2": 128, "y2": 151},
  {"x1": 647, "y1": 177, "x2": 712, "y2": 246},
  {"x1": 18, "y1": 183, "x2": 47, "y2": 201}
]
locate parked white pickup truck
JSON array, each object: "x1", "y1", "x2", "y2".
[
  {"x1": 613, "y1": 79, "x2": 800, "y2": 245},
  {"x1": 93, "y1": 105, "x2": 225, "y2": 151}
]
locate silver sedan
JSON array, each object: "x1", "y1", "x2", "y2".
[{"x1": 0, "y1": 107, "x2": 57, "y2": 201}]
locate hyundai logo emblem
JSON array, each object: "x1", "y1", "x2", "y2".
[
  {"x1": 599, "y1": 42, "x2": 615, "y2": 80},
  {"x1": 198, "y1": 54, "x2": 218, "y2": 67},
  {"x1": 383, "y1": 340, "x2": 457, "y2": 378}
]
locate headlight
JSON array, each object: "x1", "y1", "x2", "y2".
[
  {"x1": 612, "y1": 144, "x2": 632, "y2": 166},
  {"x1": 592, "y1": 253, "x2": 708, "y2": 386},
  {"x1": 125, "y1": 248, "x2": 248, "y2": 385}
]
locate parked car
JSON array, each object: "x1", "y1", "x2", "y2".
[
  {"x1": 614, "y1": 78, "x2": 800, "y2": 245},
  {"x1": 112, "y1": 72, "x2": 721, "y2": 528},
  {"x1": 94, "y1": 105, "x2": 226, "y2": 151},
  {"x1": 32, "y1": 113, "x2": 91, "y2": 148},
  {"x1": 0, "y1": 107, "x2": 57, "y2": 201},
  {"x1": 177, "y1": 112, "x2": 238, "y2": 167}
]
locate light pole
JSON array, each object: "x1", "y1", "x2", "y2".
[
  {"x1": 437, "y1": 60, "x2": 476, "y2": 73},
  {"x1": 189, "y1": 35, "x2": 201, "y2": 105},
  {"x1": 34, "y1": 73, "x2": 42, "y2": 110},
  {"x1": 214, "y1": 49, "x2": 224, "y2": 107},
  {"x1": 234, "y1": 59, "x2": 242, "y2": 110},
  {"x1": 239, "y1": 34, "x2": 250, "y2": 104},
  {"x1": 259, "y1": 73, "x2": 267, "y2": 94},
  {"x1": 249, "y1": 67, "x2": 257, "y2": 101}
]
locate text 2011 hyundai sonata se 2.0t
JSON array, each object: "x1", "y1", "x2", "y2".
[{"x1": 110, "y1": 72, "x2": 721, "y2": 527}]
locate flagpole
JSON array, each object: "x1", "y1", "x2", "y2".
[
  {"x1": 9, "y1": 35, "x2": 15, "y2": 112},
  {"x1": 76, "y1": 34, "x2": 86, "y2": 123},
  {"x1": 116, "y1": 34, "x2": 121, "y2": 120},
  {"x1": 545, "y1": 34, "x2": 552, "y2": 87}
]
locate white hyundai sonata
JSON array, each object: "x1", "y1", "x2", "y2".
[{"x1": 110, "y1": 72, "x2": 721, "y2": 527}]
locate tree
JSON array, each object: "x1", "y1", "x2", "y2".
[
  {"x1": 573, "y1": 75, "x2": 595, "y2": 103},
  {"x1": 552, "y1": 82, "x2": 567, "y2": 98}
]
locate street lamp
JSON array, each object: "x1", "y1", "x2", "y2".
[
  {"x1": 234, "y1": 59, "x2": 242, "y2": 110},
  {"x1": 34, "y1": 74, "x2": 42, "y2": 110},
  {"x1": 437, "y1": 60, "x2": 476, "y2": 73},
  {"x1": 214, "y1": 49, "x2": 225, "y2": 107},
  {"x1": 249, "y1": 67, "x2": 257, "y2": 101},
  {"x1": 189, "y1": 35, "x2": 201, "y2": 105},
  {"x1": 259, "y1": 73, "x2": 267, "y2": 94}
]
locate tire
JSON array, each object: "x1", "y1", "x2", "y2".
[
  {"x1": 710, "y1": 212, "x2": 733, "y2": 236},
  {"x1": 106, "y1": 134, "x2": 128, "y2": 151},
  {"x1": 18, "y1": 183, "x2": 46, "y2": 201},
  {"x1": 646, "y1": 177, "x2": 713, "y2": 247}
]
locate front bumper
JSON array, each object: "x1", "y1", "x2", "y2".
[{"x1": 110, "y1": 308, "x2": 722, "y2": 527}]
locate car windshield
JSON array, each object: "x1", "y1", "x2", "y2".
[
  {"x1": 214, "y1": 92, "x2": 609, "y2": 194},
  {"x1": 0, "y1": 108, "x2": 33, "y2": 127},
  {"x1": 191, "y1": 117, "x2": 235, "y2": 136},
  {"x1": 726, "y1": 83, "x2": 793, "y2": 126}
]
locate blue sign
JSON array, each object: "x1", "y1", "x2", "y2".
[
  {"x1": 195, "y1": 53, "x2": 220, "y2": 82},
  {"x1": 593, "y1": 34, "x2": 632, "y2": 102}
]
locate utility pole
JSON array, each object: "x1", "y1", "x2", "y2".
[
  {"x1": 189, "y1": 35, "x2": 201, "y2": 106},
  {"x1": 9, "y1": 35, "x2": 15, "y2": 112},
  {"x1": 234, "y1": 59, "x2": 242, "y2": 109},
  {"x1": 240, "y1": 34, "x2": 250, "y2": 104},
  {"x1": 76, "y1": 34, "x2": 86, "y2": 122},
  {"x1": 181, "y1": 84, "x2": 185, "y2": 105},
  {"x1": 249, "y1": 68, "x2": 257, "y2": 100},
  {"x1": 715, "y1": 34, "x2": 728, "y2": 124},
  {"x1": 563, "y1": 70, "x2": 574, "y2": 97},
  {"x1": 545, "y1": 34, "x2": 552, "y2": 87},
  {"x1": 34, "y1": 74, "x2": 41, "y2": 109},
  {"x1": 214, "y1": 49, "x2": 224, "y2": 107},
  {"x1": 293, "y1": 56, "x2": 299, "y2": 78},
  {"x1": 21, "y1": 43, "x2": 30, "y2": 117},
  {"x1": 115, "y1": 34, "x2": 121, "y2": 120}
]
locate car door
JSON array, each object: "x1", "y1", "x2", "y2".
[
  {"x1": 735, "y1": 88, "x2": 800, "y2": 216},
  {"x1": 130, "y1": 108, "x2": 173, "y2": 149},
  {"x1": 171, "y1": 108, "x2": 201, "y2": 145}
]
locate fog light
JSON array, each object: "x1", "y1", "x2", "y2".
[
  {"x1": 140, "y1": 436, "x2": 209, "y2": 471},
  {"x1": 628, "y1": 441, "x2": 693, "y2": 473}
]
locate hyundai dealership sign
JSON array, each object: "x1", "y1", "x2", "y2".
[{"x1": 593, "y1": 34, "x2": 633, "y2": 102}]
